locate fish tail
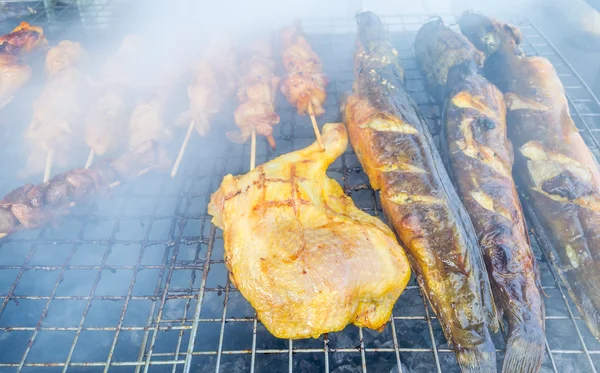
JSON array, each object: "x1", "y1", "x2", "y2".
[
  {"x1": 502, "y1": 322, "x2": 545, "y2": 373},
  {"x1": 569, "y1": 269, "x2": 600, "y2": 340},
  {"x1": 455, "y1": 336, "x2": 497, "y2": 373}
]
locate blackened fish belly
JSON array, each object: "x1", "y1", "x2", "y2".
[
  {"x1": 343, "y1": 11, "x2": 499, "y2": 373},
  {"x1": 460, "y1": 11, "x2": 600, "y2": 341},
  {"x1": 416, "y1": 18, "x2": 545, "y2": 373}
]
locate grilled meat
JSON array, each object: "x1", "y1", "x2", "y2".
[
  {"x1": 228, "y1": 38, "x2": 280, "y2": 149},
  {"x1": 280, "y1": 21, "x2": 327, "y2": 116},
  {"x1": 460, "y1": 11, "x2": 600, "y2": 341},
  {"x1": 0, "y1": 22, "x2": 47, "y2": 109},
  {"x1": 181, "y1": 60, "x2": 221, "y2": 135},
  {"x1": 0, "y1": 140, "x2": 169, "y2": 238},
  {"x1": 342, "y1": 11, "x2": 499, "y2": 372},
  {"x1": 208, "y1": 122, "x2": 411, "y2": 339},
  {"x1": 415, "y1": 19, "x2": 545, "y2": 373},
  {"x1": 24, "y1": 41, "x2": 87, "y2": 175},
  {"x1": 85, "y1": 35, "x2": 144, "y2": 156}
]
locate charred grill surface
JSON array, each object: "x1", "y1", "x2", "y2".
[
  {"x1": 416, "y1": 19, "x2": 545, "y2": 373},
  {"x1": 459, "y1": 11, "x2": 600, "y2": 341},
  {"x1": 0, "y1": 141, "x2": 169, "y2": 237},
  {"x1": 343, "y1": 11, "x2": 499, "y2": 373}
]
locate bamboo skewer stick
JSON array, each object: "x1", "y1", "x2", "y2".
[
  {"x1": 43, "y1": 148, "x2": 53, "y2": 182},
  {"x1": 170, "y1": 120, "x2": 196, "y2": 178},
  {"x1": 250, "y1": 129, "x2": 256, "y2": 171},
  {"x1": 85, "y1": 149, "x2": 94, "y2": 169},
  {"x1": 307, "y1": 102, "x2": 324, "y2": 150}
]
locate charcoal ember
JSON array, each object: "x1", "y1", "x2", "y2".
[
  {"x1": 331, "y1": 364, "x2": 363, "y2": 373},
  {"x1": 218, "y1": 357, "x2": 248, "y2": 373}
]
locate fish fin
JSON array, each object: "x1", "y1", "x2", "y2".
[
  {"x1": 502, "y1": 324, "x2": 545, "y2": 373},
  {"x1": 455, "y1": 336, "x2": 497, "y2": 373},
  {"x1": 570, "y1": 269, "x2": 600, "y2": 340}
]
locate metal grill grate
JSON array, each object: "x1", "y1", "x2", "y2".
[{"x1": 0, "y1": 5, "x2": 599, "y2": 372}]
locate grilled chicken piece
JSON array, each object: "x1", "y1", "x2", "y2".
[
  {"x1": 181, "y1": 60, "x2": 221, "y2": 135},
  {"x1": 85, "y1": 35, "x2": 144, "y2": 156},
  {"x1": 416, "y1": 19, "x2": 545, "y2": 373},
  {"x1": 0, "y1": 140, "x2": 169, "y2": 238},
  {"x1": 229, "y1": 38, "x2": 280, "y2": 149},
  {"x1": 208, "y1": 122, "x2": 411, "y2": 339},
  {"x1": 24, "y1": 41, "x2": 87, "y2": 175},
  {"x1": 460, "y1": 11, "x2": 600, "y2": 341},
  {"x1": 343, "y1": 12, "x2": 498, "y2": 372},
  {"x1": 280, "y1": 21, "x2": 327, "y2": 116},
  {"x1": 0, "y1": 22, "x2": 47, "y2": 109}
]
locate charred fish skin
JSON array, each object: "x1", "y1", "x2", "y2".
[
  {"x1": 416, "y1": 19, "x2": 545, "y2": 373},
  {"x1": 346, "y1": 11, "x2": 498, "y2": 373},
  {"x1": 459, "y1": 11, "x2": 600, "y2": 340}
]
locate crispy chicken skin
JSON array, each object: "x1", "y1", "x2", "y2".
[
  {"x1": 416, "y1": 18, "x2": 545, "y2": 373},
  {"x1": 460, "y1": 11, "x2": 600, "y2": 341},
  {"x1": 208, "y1": 122, "x2": 411, "y2": 339},
  {"x1": 344, "y1": 11, "x2": 499, "y2": 373}
]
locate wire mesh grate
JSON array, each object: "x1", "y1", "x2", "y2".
[{"x1": 0, "y1": 3, "x2": 599, "y2": 372}]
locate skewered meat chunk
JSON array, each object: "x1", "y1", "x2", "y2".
[
  {"x1": 280, "y1": 21, "x2": 327, "y2": 116},
  {"x1": 344, "y1": 12, "x2": 499, "y2": 372},
  {"x1": 85, "y1": 35, "x2": 144, "y2": 156},
  {"x1": 0, "y1": 22, "x2": 47, "y2": 109},
  {"x1": 181, "y1": 60, "x2": 222, "y2": 136},
  {"x1": 460, "y1": 11, "x2": 600, "y2": 341},
  {"x1": 228, "y1": 38, "x2": 280, "y2": 148},
  {"x1": 208, "y1": 122, "x2": 411, "y2": 339},
  {"x1": 24, "y1": 41, "x2": 87, "y2": 174},
  {"x1": 0, "y1": 140, "x2": 169, "y2": 238},
  {"x1": 416, "y1": 18, "x2": 545, "y2": 373}
]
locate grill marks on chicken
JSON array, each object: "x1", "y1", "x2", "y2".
[
  {"x1": 345, "y1": 12, "x2": 499, "y2": 373},
  {"x1": 280, "y1": 21, "x2": 327, "y2": 116},
  {"x1": 459, "y1": 11, "x2": 600, "y2": 342},
  {"x1": 0, "y1": 22, "x2": 47, "y2": 109},
  {"x1": 24, "y1": 41, "x2": 87, "y2": 175},
  {"x1": 416, "y1": 18, "x2": 545, "y2": 373},
  {"x1": 228, "y1": 39, "x2": 280, "y2": 148},
  {"x1": 85, "y1": 35, "x2": 145, "y2": 156},
  {"x1": 0, "y1": 140, "x2": 169, "y2": 238},
  {"x1": 208, "y1": 122, "x2": 411, "y2": 339}
]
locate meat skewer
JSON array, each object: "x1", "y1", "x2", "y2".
[
  {"x1": 0, "y1": 140, "x2": 169, "y2": 238},
  {"x1": 343, "y1": 12, "x2": 499, "y2": 372},
  {"x1": 84, "y1": 34, "x2": 145, "y2": 168},
  {"x1": 228, "y1": 38, "x2": 280, "y2": 169},
  {"x1": 171, "y1": 41, "x2": 237, "y2": 177},
  {"x1": 208, "y1": 122, "x2": 411, "y2": 339},
  {"x1": 460, "y1": 11, "x2": 600, "y2": 341},
  {"x1": 24, "y1": 40, "x2": 87, "y2": 181},
  {"x1": 280, "y1": 21, "x2": 326, "y2": 149},
  {"x1": 0, "y1": 22, "x2": 47, "y2": 109},
  {"x1": 416, "y1": 18, "x2": 545, "y2": 373}
]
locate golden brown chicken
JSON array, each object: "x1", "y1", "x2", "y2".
[
  {"x1": 280, "y1": 21, "x2": 327, "y2": 116},
  {"x1": 23, "y1": 41, "x2": 87, "y2": 175},
  {"x1": 0, "y1": 22, "x2": 47, "y2": 109},
  {"x1": 208, "y1": 122, "x2": 411, "y2": 339},
  {"x1": 228, "y1": 38, "x2": 280, "y2": 149},
  {"x1": 85, "y1": 35, "x2": 144, "y2": 157}
]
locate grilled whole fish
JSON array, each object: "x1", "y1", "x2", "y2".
[
  {"x1": 342, "y1": 11, "x2": 499, "y2": 372},
  {"x1": 415, "y1": 19, "x2": 545, "y2": 373},
  {"x1": 459, "y1": 11, "x2": 600, "y2": 340}
]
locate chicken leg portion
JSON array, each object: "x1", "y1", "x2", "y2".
[{"x1": 208, "y1": 122, "x2": 411, "y2": 339}]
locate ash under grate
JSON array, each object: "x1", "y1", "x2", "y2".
[{"x1": 0, "y1": 8, "x2": 599, "y2": 373}]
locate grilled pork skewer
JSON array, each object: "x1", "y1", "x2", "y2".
[
  {"x1": 343, "y1": 12, "x2": 499, "y2": 372},
  {"x1": 208, "y1": 122, "x2": 411, "y2": 338},
  {"x1": 0, "y1": 140, "x2": 169, "y2": 238},
  {"x1": 24, "y1": 40, "x2": 87, "y2": 181},
  {"x1": 280, "y1": 21, "x2": 327, "y2": 149},
  {"x1": 460, "y1": 11, "x2": 600, "y2": 341},
  {"x1": 228, "y1": 38, "x2": 280, "y2": 163},
  {"x1": 0, "y1": 22, "x2": 47, "y2": 109},
  {"x1": 84, "y1": 34, "x2": 145, "y2": 167},
  {"x1": 415, "y1": 19, "x2": 545, "y2": 373}
]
